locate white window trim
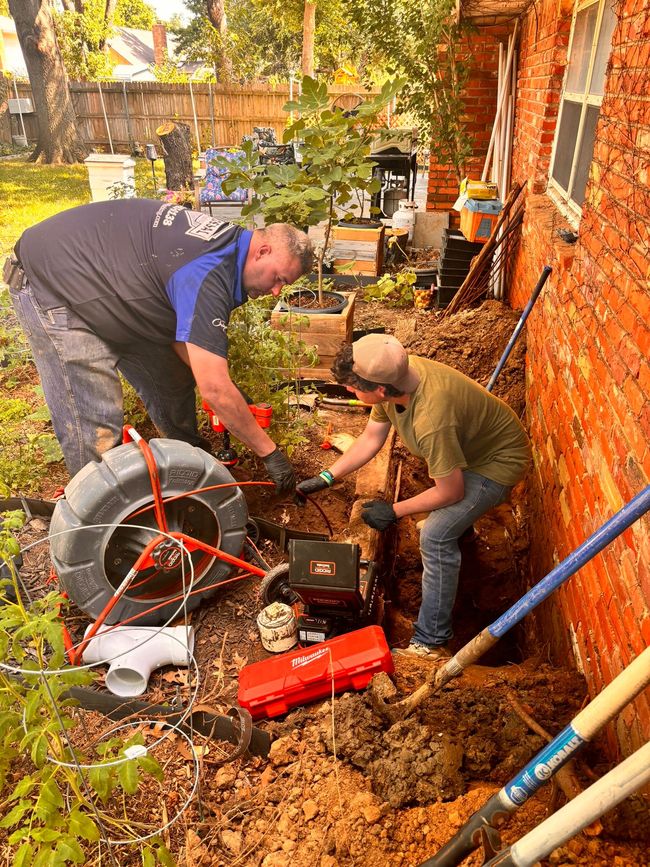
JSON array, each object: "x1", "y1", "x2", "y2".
[{"x1": 547, "y1": 0, "x2": 610, "y2": 221}]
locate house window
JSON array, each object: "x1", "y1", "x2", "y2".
[{"x1": 549, "y1": 0, "x2": 617, "y2": 213}]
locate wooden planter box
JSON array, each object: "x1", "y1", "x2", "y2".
[
  {"x1": 332, "y1": 225, "x2": 385, "y2": 276},
  {"x1": 270, "y1": 291, "x2": 356, "y2": 379}
]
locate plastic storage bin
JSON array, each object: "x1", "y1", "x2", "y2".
[
  {"x1": 460, "y1": 198, "x2": 503, "y2": 244},
  {"x1": 237, "y1": 625, "x2": 394, "y2": 719}
]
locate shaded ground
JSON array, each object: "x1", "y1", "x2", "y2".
[{"x1": 5, "y1": 299, "x2": 649, "y2": 865}]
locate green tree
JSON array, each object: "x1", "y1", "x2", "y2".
[
  {"x1": 114, "y1": 0, "x2": 156, "y2": 29},
  {"x1": 54, "y1": 0, "x2": 115, "y2": 80},
  {"x1": 8, "y1": 0, "x2": 88, "y2": 163},
  {"x1": 219, "y1": 76, "x2": 403, "y2": 298},
  {"x1": 348, "y1": 0, "x2": 474, "y2": 181},
  {"x1": 171, "y1": 0, "x2": 380, "y2": 83}
]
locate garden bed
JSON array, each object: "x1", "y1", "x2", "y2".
[{"x1": 5, "y1": 300, "x2": 648, "y2": 865}]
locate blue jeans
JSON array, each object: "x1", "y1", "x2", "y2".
[
  {"x1": 414, "y1": 470, "x2": 511, "y2": 647},
  {"x1": 10, "y1": 283, "x2": 206, "y2": 477}
]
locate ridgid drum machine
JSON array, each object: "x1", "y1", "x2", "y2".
[{"x1": 259, "y1": 540, "x2": 380, "y2": 645}]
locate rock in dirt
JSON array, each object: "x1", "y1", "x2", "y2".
[
  {"x1": 362, "y1": 804, "x2": 382, "y2": 824},
  {"x1": 302, "y1": 799, "x2": 320, "y2": 820},
  {"x1": 368, "y1": 721, "x2": 465, "y2": 807},
  {"x1": 262, "y1": 853, "x2": 291, "y2": 867},
  {"x1": 269, "y1": 735, "x2": 298, "y2": 766},
  {"x1": 319, "y1": 693, "x2": 465, "y2": 808},
  {"x1": 221, "y1": 829, "x2": 242, "y2": 854}
]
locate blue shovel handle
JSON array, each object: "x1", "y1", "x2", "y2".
[{"x1": 486, "y1": 265, "x2": 552, "y2": 392}]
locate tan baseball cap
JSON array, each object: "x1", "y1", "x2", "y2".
[{"x1": 352, "y1": 333, "x2": 420, "y2": 393}]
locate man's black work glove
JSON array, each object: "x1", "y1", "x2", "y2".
[
  {"x1": 262, "y1": 447, "x2": 296, "y2": 498},
  {"x1": 295, "y1": 470, "x2": 335, "y2": 504},
  {"x1": 361, "y1": 500, "x2": 398, "y2": 531}
]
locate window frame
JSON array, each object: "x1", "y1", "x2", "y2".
[{"x1": 547, "y1": 0, "x2": 613, "y2": 221}]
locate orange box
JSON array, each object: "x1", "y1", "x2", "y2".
[{"x1": 459, "y1": 198, "x2": 502, "y2": 244}]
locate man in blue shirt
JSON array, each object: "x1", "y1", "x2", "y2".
[{"x1": 9, "y1": 199, "x2": 312, "y2": 494}]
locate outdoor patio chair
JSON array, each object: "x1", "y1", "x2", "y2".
[
  {"x1": 195, "y1": 147, "x2": 249, "y2": 215},
  {"x1": 258, "y1": 144, "x2": 296, "y2": 166}
]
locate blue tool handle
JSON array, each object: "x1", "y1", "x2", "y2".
[
  {"x1": 486, "y1": 265, "x2": 552, "y2": 392},
  {"x1": 490, "y1": 484, "x2": 650, "y2": 638}
]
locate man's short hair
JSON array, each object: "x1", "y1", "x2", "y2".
[
  {"x1": 331, "y1": 343, "x2": 405, "y2": 397},
  {"x1": 261, "y1": 223, "x2": 314, "y2": 275}
]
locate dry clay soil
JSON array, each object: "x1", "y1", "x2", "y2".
[{"x1": 11, "y1": 300, "x2": 650, "y2": 867}]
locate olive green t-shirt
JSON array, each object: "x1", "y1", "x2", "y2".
[{"x1": 370, "y1": 356, "x2": 531, "y2": 485}]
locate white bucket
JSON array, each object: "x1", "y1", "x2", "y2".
[
  {"x1": 391, "y1": 199, "x2": 418, "y2": 241},
  {"x1": 257, "y1": 602, "x2": 297, "y2": 653},
  {"x1": 12, "y1": 134, "x2": 28, "y2": 148}
]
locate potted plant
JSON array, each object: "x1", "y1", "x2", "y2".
[{"x1": 217, "y1": 75, "x2": 404, "y2": 307}]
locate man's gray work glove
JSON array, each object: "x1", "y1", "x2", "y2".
[
  {"x1": 295, "y1": 470, "x2": 335, "y2": 504},
  {"x1": 262, "y1": 447, "x2": 296, "y2": 498},
  {"x1": 361, "y1": 500, "x2": 397, "y2": 531}
]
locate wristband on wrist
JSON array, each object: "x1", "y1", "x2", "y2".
[{"x1": 319, "y1": 469, "x2": 335, "y2": 486}]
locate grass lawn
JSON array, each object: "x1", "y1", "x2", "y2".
[
  {"x1": 0, "y1": 154, "x2": 167, "y2": 496},
  {"x1": 0, "y1": 155, "x2": 167, "y2": 260}
]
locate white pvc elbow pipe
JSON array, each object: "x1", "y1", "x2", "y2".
[{"x1": 82, "y1": 625, "x2": 195, "y2": 697}]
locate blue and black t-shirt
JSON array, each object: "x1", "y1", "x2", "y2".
[{"x1": 18, "y1": 198, "x2": 252, "y2": 358}]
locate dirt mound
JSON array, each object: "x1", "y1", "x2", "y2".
[{"x1": 395, "y1": 299, "x2": 527, "y2": 415}]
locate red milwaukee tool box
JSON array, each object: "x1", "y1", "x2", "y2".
[{"x1": 238, "y1": 625, "x2": 394, "y2": 720}]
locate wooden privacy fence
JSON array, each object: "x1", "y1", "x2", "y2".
[{"x1": 5, "y1": 80, "x2": 378, "y2": 153}]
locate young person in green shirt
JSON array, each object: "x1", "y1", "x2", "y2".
[{"x1": 297, "y1": 334, "x2": 531, "y2": 659}]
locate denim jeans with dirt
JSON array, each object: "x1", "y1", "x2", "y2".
[
  {"x1": 414, "y1": 470, "x2": 511, "y2": 648},
  {"x1": 10, "y1": 282, "x2": 207, "y2": 478}
]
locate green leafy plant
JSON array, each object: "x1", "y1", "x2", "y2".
[
  {"x1": 107, "y1": 176, "x2": 158, "y2": 201},
  {"x1": 0, "y1": 396, "x2": 63, "y2": 494},
  {"x1": 362, "y1": 269, "x2": 416, "y2": 307},
  {"x1": 348, "y1": 0, "x2": 474, "y2": 182},
  {"x1": 0, "y1": 513, "x2": 174, "y2": 865},
  {"x1": 216, "y1": 75, "x2": 404, "y2": 302},
  {"x1": 225, "y1": 295, "x2": 318, "y2": 456}
]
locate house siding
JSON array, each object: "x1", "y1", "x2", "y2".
[{"x1": 427, "y1": 0, "x2": 649, "y2": 758}]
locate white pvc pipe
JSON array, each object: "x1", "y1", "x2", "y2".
[
  {"x1": 504, "y1": 741, "x2": 650, "y2": 866},
  {"x1": 189, "y1": 76, "x2": 201, "y2": 155},
  {"x1": 97, "y1": 81, "x2": 114, "y2": 154},
  {"x1": 482, "y1": 19, "x2": 518, "y2": 182},
  {"x1": 82, "y1": 625, "x2": 195, "y2": 697}
]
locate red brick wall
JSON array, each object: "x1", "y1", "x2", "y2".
[
  {"x1": 510, "y1": 0, "x2": 573, "y2": 192},
  {"x1": 508, "y1": 0, "x2": 650, "y2": 757},
  {"x1": 426, "y1": 25, "x2": 510, "y2": 224}
]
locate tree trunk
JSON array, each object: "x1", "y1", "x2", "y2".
[
  {"x1": 156, "y1": 121, "x2": 193, "y2": 191},
  {"x1": 8, "y1": 0, "x2": 88, "y2": 164},
  {"x1": 302, "y1": 1, "x2": 316, "y2": 77},
  {"x1": 206, "y1": 0, "x2": 232, "y2": 80},
  {"x1": 206, "y1": 0, "x2": 227, "y2": 34},
  {"x1": 99, "y1": 0, "x2": 118, "y2": 51},
  {"x1": 0, "y1": 78, "x2": 12, "y2": 146}
]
